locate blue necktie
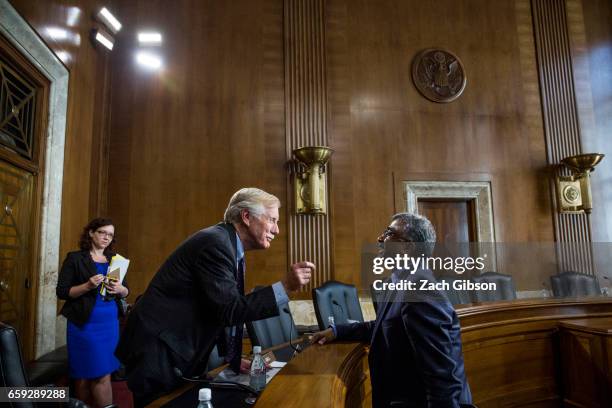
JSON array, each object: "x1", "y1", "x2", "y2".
[{"x1": 226, "y1": 257, "x2": 245, "y2": 373}]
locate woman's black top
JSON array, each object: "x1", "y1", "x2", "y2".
[{"x1": 56, "y1": 250, "x2": 129, "y2": 326}]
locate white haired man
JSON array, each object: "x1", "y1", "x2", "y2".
[{"x1": 116, "y1": 188, "x2": 314, "y2": 406}]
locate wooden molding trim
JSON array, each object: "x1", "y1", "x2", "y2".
[
  {"x1": 531, "y1": 0, "x2": 593, "y2": 272},
  {"x1": 284, "y1": 0, "x2": 333, "y2": 290}
]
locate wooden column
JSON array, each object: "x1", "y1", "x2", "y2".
[
  {"x1": 531, "y1": 0, "x2": 593, "y2": 273},
  {"x1": 284, "y1": 0, "x2": 333, "y2": 293}
]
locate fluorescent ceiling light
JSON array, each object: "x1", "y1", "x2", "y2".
[
  {"x1": 94, "y1": 29, "x2": 114, "y2": 50},
  {"x1": 138, "y1": 32, "x2": 162, "y2": 45},
  {"x1": 66, "y1": 7, "x2": 81, "y2": 27},
  {"x1": 46, "y1": 27, "x2": 69, "y2": 40},
  {"x1": 98, "y1": 7, "x2": 122, "y2": 33},
  {"x1": 136, "y1": 51, "x2": 162, "y2": 69},
  {"x1": 46, "y1": 27, "x2": 80, "y2": 45}
]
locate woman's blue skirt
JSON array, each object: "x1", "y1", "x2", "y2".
[{"x1": 67, "y1": 298, "x2": 120, "y2": 379}]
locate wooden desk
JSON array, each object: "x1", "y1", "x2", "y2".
[
  {"x1": 149, "y1": 341, "x2": 370, "y2": 408},
  {"x1": 559, "y1": 317, "x2": 612, "y2": 407},
  {"x1": 151, "y1": 298, "x2": 612, "y2": 408},
  {"x1": 457, "y1": 297, "x2": 612, "y2": 407},
  {"x1": 255, "y1": 342, "x2": 370, "y2": 408}
]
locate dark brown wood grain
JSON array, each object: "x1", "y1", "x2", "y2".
[
  {"x1": 6, "y1": 0, "x2": 112, "y2": 360},
  {"x1": 256, "y1": 299, "x2": 612, "y2": 407},
  {"x1": 559, "y1": 318, "x2": 612, "y2": 407},
  {"x1": 105, "y1": 0, "x2": 287, "y2": 299},
  {"x1": 327, "y1": 0, "x2": 554, "y2": 290},
  {"x1": 579, "y1": 0, "x2": 612, "y2": 244},
  {"x1": 8, "y1": 0, "x2": 114, "y2": 266},
  {"x1": 418, "y1": 200, "x2": 475, "y2": 243}
]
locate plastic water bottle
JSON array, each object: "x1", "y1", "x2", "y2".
[
  {"x1": 197, "y1": 388, "x2": 213, "y2": 408},
  {"x1": 249, "y1": 346, "x2": 267, "y2": 391}
]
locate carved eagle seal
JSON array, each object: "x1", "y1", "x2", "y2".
[{"x1": 412, "y1": 49, "x2": 467, "y2": 103}]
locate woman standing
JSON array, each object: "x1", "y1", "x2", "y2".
[{"x1": 56, "y1": 218, "x2": 128, "y2": 407}]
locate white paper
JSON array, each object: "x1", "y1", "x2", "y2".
[
  {"x1": 109, "y1": 254, "x2": 129, "y2": 283},
  {"x1": 100, "y1": 254, "x2": 129, "y2": 296},
  {"x1": 269, "y1": 361, "x2": 286, "y2": 368}
]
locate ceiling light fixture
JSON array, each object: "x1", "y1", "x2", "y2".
[
  {"x1": 97, "y1": 7, "x2": 122, "y2": 33},
  {"x1": 136, "y1": 51, "x2": 162, "y2": 69},
  {"x1": 93, "y1": 29, "x2": 114, "y2": 50},
  {"x1": 138, "y1": 32, "x2": 163, "y2": 45}
]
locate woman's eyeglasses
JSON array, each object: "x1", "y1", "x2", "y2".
[{"x1": 95, "y1": 230, "x2": 114, "y2": 239}]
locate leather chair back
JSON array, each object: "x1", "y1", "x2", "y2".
[
  {"x1": 312, "y1": 281, "x2": 364, "y2": 330},
  {"x1": 471, "y1": 272, "x2": 516, "y2": 302},
  {"x1": 0, "y1": 322, "x2": 34, "y2": 408},
  {"x1": 439, "y1": 276, "x2": 472, "y2": 306},
  {"x1": 551, "y1": 271, "x2": 600, "y2": 297},
  {"x1": 370, "y1": 284, "x2": 382, "y2": 315},
  {"x1": 246, "y1": 287, "x2": 298, "y2": 349}
]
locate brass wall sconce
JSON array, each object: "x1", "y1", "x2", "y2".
[
  {"x1": 556, "y1": 153, "x2": 605, "y2": 213},
  {"x1": 292, "y1": 146, "x2": 333, "y2": 214}
]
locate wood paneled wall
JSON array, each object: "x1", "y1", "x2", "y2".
[
  {"x1": 577, "y1": 0, "x2": 612, "y2": 244},
  {"x1": 327, "y1": 0, "x2": 553, "y2": 288},
  {"x1": 100, "y1": 0, "x2": 612, "y2": 298},
  {"x1": 107, "y1": 0, "x2": 287, "y2": 299},
  {"x1": 8, "y1": 0, "x2": 113, "y2": 262}
]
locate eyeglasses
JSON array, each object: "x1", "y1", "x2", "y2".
[
  {"x1": 380, "y1": 227, "x2": 407, "y2": 242},
  {"x1": 95, "y1": 230, "x2": 114, "y2": 238}
]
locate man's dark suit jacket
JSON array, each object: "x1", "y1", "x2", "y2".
[
  {"x1": 336, "y1": 269, "x2": 472, "y2": 408},
  {"x1": 115, "y1": 222, "x2": 279, "y2": 402}
]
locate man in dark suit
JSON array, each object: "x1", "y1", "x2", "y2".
[
  {"x1": 116, "y1": 188, "x2": 314, "y2": 406},
  {"x1": 311, "y1": 213, "x2": 473, "y2": 408}
]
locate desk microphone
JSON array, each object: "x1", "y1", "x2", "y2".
[
  {"x1": 331, "y1": 299, "x2": 345, "y2": 322},
  {"x1": 283, "y1": 307, "x2": 302, "y2": 355}
]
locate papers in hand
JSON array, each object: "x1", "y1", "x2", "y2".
[{"x1": 100, "y1": 254, "x2": 129, "y2": 296}]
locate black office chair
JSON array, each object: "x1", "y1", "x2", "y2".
[
  {"x1": 0, "y1": 322, "x2": 34, "y2": 408},
  {"x1": 246, "y1": 287, "x2": 298, "y2": 349},
  {"x1": 370, "y1": 283, "x2": 382, "y2": 315},
  {"x1": 471, "y1": 272, "x2": 517, "y2": 302},
  {"x1": 551, "y1": 271, "x2": 601, "y2": 297},
  {"x1": 312, "y1": 280, "x2": 364, "y2": 330},
  {"x1": 0, "y1": 322, "x2": 88, "y2": 408},
  {"x1": 439, "y1": 276, "x2": 472, "y2": 306}
]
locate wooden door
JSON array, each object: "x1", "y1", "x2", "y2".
[
  {"x1": 418, "y1": 199, "x2": 477, "y2": 271},
  {"x1": 418, "y1": 199, "x2": 477, "y2": 243},
  {"x1": 0, "y1": 161, "x2": 35, "y2": 337},
  {"x1": 0, "y1": 32, "x2": 48, "y2": 360}
]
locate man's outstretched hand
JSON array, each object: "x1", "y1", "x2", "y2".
[
  {"x1": 310, "y1": 328, "x2": 336, "y2": 345},
  {"x1": 282, "y1": 261, "x2": 315, "y2": 292}
]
